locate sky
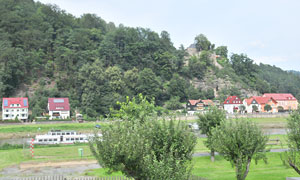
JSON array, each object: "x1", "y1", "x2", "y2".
[{"x1": 36, "y1": 0, "x2": 300, "y2": 71}]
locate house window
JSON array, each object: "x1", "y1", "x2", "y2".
[
  {"x1": 5, "y1": 109, "x2": 8, "y2": 112},
  {"x1": 17, "y1": 109, "x2": 19, "y2": 112},
  {"x1": 22, "y1": 109, "x2": 25, "y2": 112},
  {"x1": 11, "y1": 109, "x2": 14, "y2": 112},
  {"x1": 5, "y1": 115, "x2": 8, "y2": 118}
]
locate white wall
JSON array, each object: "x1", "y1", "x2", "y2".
[
  {"x1": 2, "y1": 108, "x2": 28, "y2": 120},
  {"x1": 49, "y1": 110, "x2": 70, "y2": 120},
  {"x1": 224, "y1": 104, "x2": 236, "y2": 114}
]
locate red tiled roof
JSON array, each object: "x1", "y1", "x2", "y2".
[
  {"x1": 48, "y1": 98, "x2": 70, "y2": 111},
  {"x1": 254, "y1": 96, "x2": 274, "y2": 104},
  {"x1": 223, "y1": 96, "x2": 242, "y2": 104},
  {"x1": 201, "y1": 100, "x2": 214, "y2": 105},
  {"x1": 245, "y1": 96, "x2": 277, "y2": 105},
  {"x1": 244, "y1": 97, "x2": 254, "y2": 106},
  {"x1": 2, "y1": 97, "x2": 29, "y2": 109},
  {"x1": 188, "y1": 100, "x2": 200, "y2": 106},
  {"x1": 263, "y1": 93, "x2": 297, "y2": 101}
]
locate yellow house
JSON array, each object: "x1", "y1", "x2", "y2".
[{"x1": 263, "y1": 93, "x2": 298, "y2": 111}]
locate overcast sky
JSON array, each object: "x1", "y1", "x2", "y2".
[{"x1": 36, "y1": 0, "x2": 300, "y2": 71}]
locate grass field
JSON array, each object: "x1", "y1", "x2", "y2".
[
  {"x1": 0, "y1": 134, "x2": 289, "y2": 171},
  {"x1": 85, "y1": 153, "x2": 300, "y2": 179},
  {"x1": 191, "y1": 152, "x2": 299, "y2": 180},
  {"x1": 0, "y1": 144, "x2": 94, "y2": 170}
]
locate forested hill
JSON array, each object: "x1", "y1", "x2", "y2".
[{"x1": 1, "y1": 0, "x2": 300, "y2": 118}]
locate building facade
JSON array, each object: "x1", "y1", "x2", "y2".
[
  {"x1": 48, "y1": 98, "x2": 70, "y2": 120},
  {"x1": 243, "y1": 96, "x2": 278, "y2": 113},
  {"x1": 2, "y1": 97, "x2": 29, "y2": 121},
  {"x1": 263, "y1": 93, "x2": 298, "y2": 111},
  {"x1": 223, "y1": 96, "x2": 243, "y2": 113}
]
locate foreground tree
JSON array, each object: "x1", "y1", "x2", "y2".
[
  {"x1": 90, "y1": 95, "x2": 196, "y2": 180},
  {"x1": 211, "y1": 120, "x2": 268, "y2": 180},
  {"x1": 197, "y1": 106, "x2": 226, "y2": 162},
  {"x1": 281, "y1": 109, "x2": 300, "y2": 174}
]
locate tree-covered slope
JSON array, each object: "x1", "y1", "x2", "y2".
[{"x1": 1, "y1": 0, "x2": 300, "y2": 118}]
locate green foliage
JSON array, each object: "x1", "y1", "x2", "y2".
[
  {"x1": 195, "y1": 34, "x2": 213, "y2": 51},
  {"x1": 165, "y1": 96, "x2": 183, "y2": 110},
  {"x1": 264, "y1": 104, "x2": 272, "y2": 112},
  {"x1": 281, "y1": 110, "x2": 300, "y2": 174},
  {"x1": 136, "y1": 68, "x2": 163, "y2": 104},
  {"x1": 111, "y1": 94, "x2": 157, "y2": 123},
  {"x1": 215, "y1": 46, "x2": 228, "y2": 59},
  {"x1": 90, "y1": 95, "x2": 196, "y2": 180},
  {"x1": 239, "y1": 105, "x2": 246, "y2": 112},
  {"x1": 252, "y1": 105, "x2": 258, "y2": 112},
  {"x1": 1, "y1": 0, "x2": 300, "y2": 118},
  {"x1": 211, "y1": 120, "x2": 268, "y2": 180},
  {"x1": 197, "y1": 106, "x2": 226, "y2": 161},
  {"x1": 167, "y1": 74, "x2": 188, "y2": 102}
]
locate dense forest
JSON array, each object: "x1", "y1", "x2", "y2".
[{"x1": 1, "y1": 0, "x2": 300, "y2": 118}]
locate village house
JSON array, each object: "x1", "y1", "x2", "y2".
[
  {"x1": 223, "y1": 96, "x2": 242, "y2": 113},
  {"x1": 186, "y1": 99, "x2": 214, "y2": 111},
  {"x1": 262, "y1": 93, "x2": 298, "y2": 111},
  {"x1": 2, "y1": 97, "x2": 29, "y2": 121},
  {"x1": 48, "y1": 98, "x2": 70, "y2": 120},
  {"x1": 243, "y1": 96, "x2": 278, "y2": 113}
]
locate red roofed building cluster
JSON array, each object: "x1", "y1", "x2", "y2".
[
  {"x1": 243, "y1": 96, "x2": 277, "y2": 113},
  {"x1": 48, "y1": 98, "x2": 70, "y2": 120},
  {"x1": 2, "y1": 97, "x2": 29, "y2": 121},
  {"x1": 223, "y1": 96, "x2": 242, "y2": 113}
]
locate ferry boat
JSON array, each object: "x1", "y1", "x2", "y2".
[{"x1": 32, "y1": 130, "x2": 101, "y2": 145}]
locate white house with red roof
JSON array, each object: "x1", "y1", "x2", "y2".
[
  {"x1": 223, "y1": 96, "x2": 242, "y2": 113},
  {"x1": 2, "y1": 97, "x2": 28, "y2": 121},
  {"x1": 262, "y1": 93, "x2": 298, "y2": 111},
  {"x1": 243, "y1": 96, "x2": 278, "y2": 113},
  {"x1": 48, "y1": 98, "x2": 70, "y2": 120}
]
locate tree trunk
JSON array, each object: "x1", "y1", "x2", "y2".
[
  {"x1": 242, "y1": 159, "x2": 251, "y2": 180},
  {"x1": 288, "y1": 159, "x2": 300, "y2": 175},
  {"x1": 235, "y1": 159, "x2": 251, "y2": 180},
  {"x1": 210, "y1": 150, "x2": 215, "y2": 162}
]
